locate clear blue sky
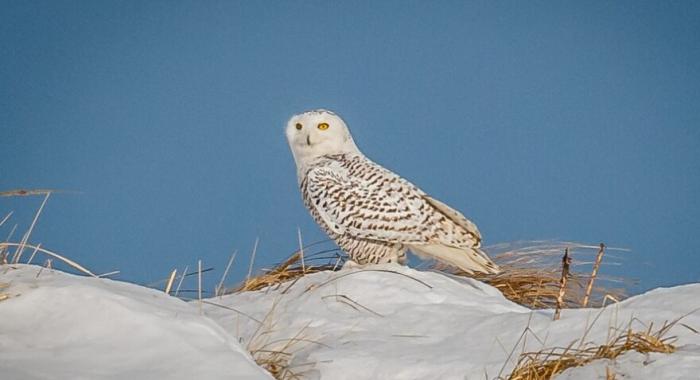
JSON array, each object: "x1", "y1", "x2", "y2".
[{"x1": 2, "y1": 1, "x2": 698, "y2": 293}]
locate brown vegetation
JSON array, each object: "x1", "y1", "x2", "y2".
[
  {"x1": 504, "y1": 320, "x2": 678, "y2": 380},
  {"x1": 237, "y1": 241, "x2": 626, "y2": 311}
]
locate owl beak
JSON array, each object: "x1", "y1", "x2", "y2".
[{"x1": 306, "y1": 134, "x2": 312, "y2": 146}]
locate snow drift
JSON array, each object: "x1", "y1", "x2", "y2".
[
  {"x1": 0, "y1": 264, "x2": 271, "y2": 380},
  {"x1": 1, "y1": 263, "x2": 699, "y2": 380},
  {"x1": 206, "y1": 264, "x2": 700, "y2": 380}
]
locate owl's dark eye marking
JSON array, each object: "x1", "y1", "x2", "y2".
[{"x1": 295, "y1": 123, "x2": 303, "y2": 130}]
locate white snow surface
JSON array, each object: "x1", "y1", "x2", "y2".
[
  {"x1": 2, "y1": 263, "x2": 700, "y2": 380},
  {"x1": 204, "y1": 264, "x2": 700, "y2": 380},
  {"x1": 0, "y1": 264, "x2": 271, "y2": 380}
]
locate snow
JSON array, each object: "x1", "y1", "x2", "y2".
[
  {"x1": 204, "y1": 264, "x2": 700, "y2": 380},
  {"x1": 2, "y1": 263, "x2": 700, "y2": 380},
  {"x1": 0, "y1": 264, "x2": 271, "y2": 380}
]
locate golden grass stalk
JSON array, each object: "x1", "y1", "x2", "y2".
[
  {"x1": 0, "y1": 211, "x2": 12, "y2": 227},
  {"x1": 164, "y1": 269, "x2": 177, "y2": 294},
  {"x1": 26, "y1": 243, "x2": 42, "y2": 264},
  {"x1": 4, "y1": 223, "x2": 18, "y2": 242},
  {"x1": 504, "y1": 320, "x2": 678, "y2": 380},
  {"x1": 3, "y1": 225, "x2": 19, "y2": 263},
  {"x1": 0, "y1": 242, "x2": 97, "y2": 277},
  {"x1": 246, "y1": 238, "x2": 260, "y2": 284},
  {"x1": 174, "y1": 265, "x2": 189, "y2": 297},
  {"x1": 606, "y1": 366, "x2": 616, "y2": 380},
  {"x1": 12, "y1": 192, "x2": 50, "y2": 263},
  {"x1": 582, "y1": 243, "x2": 606, "y2": 307},
  {"x1": 0, "y1": 282, "x2": 9, "y2": 302},
  {"x1": 197, "y1": 259, "x2": 203, "y2": 313},
  {"x1": 233, "y1": 250, "x2": 345, "y2": 293},
  {"x1": 553, "y1": 248, "x2": 572, "y2": 321},
  {"x1": 97, "y1": 270, "x2": 120, "y2": 278},
  {"x1": 35, "y1": 258, "x2": 53, "y2": 278},
  {"x1": 297, "y1": 228, "x2": 306, "y2": 273},
  {"x1": 215, "y1": 250, "x2": 238, "y2": 296}
]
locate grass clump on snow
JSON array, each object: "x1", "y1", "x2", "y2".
[
  {"x1": 446, "y1": 241, "x2": 628, "y2": 309},
  {"x1": 232, "y1": 244, "x2": 345, "y2": 293},
  {"x1": 234, "y1": 240, "x2": 627, "y2": 311},
  {"x1": 247, "y1": 323, "x2": 317, "y2": 380},
  {"x1": 243, "y1": 299, "x2": 325, "y2": 380},
  {"x1": 503, "y1": 319, "x2": 680, "y2": 380}
]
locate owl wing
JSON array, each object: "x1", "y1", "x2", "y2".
[
  {"x1": 304, "y1": 162, "x2": 433, "y2": 243},
  {"x1": 423, "y1": 195, "x2": 482, "y2": 245},
  {"x1": 304, "y1": 158, "x2": 498, "y2": 274}
]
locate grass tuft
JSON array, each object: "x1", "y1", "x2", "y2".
[
  {"x1": 504, "y1": 319, "x2": 678, "y2": 380},
  {"x1": 467, "y1": 242, "x2": 627, "y2": 309},
  {"x1": 233, "y1": 241, "x2": 627, "y2": 311},
  {"x1": 232, "y1": 248, "x2": 345, "y2": 293},
  {"x1": 245, "y1": 301, "x2": 323, "y2": 380}
]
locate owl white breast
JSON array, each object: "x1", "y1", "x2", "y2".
[{"x1": 286, "y1": 109, "x2": 499, "y2": 274}]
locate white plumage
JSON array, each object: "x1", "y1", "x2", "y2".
[{"x1": 285, "y1": 109, "x2": 499, "y2": 274}]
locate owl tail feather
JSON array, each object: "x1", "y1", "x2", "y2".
[{"x1": 408, "y1": 244, "x2": 500, "y2": 275}]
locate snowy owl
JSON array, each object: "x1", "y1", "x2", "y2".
[{"x1": 285, "y1": 109, "x2": 499, "y2": 274}]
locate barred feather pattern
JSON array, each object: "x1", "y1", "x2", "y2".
[{"x1": 300, "y1": 153, "x2": 498, "y2": 273}]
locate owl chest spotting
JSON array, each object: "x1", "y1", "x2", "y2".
[
  {"x1": 299, "y1": 155, "x2": 407, "y2": 264},
  {"x1": 300, "y1": 155, "x2": 358, "y2": 239}
]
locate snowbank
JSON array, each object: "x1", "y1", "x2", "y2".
[
  {"x1": 0, "y1": 264, "x2": 271, "y2": 380},
  {"x1": 205, "y1": 264, "x2": 700, "y2": 380},
  {"x1": 2, "y1": 263, "x2": 699, "y2": 380}
]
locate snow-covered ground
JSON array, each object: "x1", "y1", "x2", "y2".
[
  {"x1": 207, "y1": 264, "x2": 700, "y2": 380},
  {"x1": 0, "y1": 264, "x2": 271, "y2": 380},
  {"x1": 2, "y1": 263, "x2": 699, "y2": 380}
]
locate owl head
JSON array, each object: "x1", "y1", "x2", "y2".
[{"x1": 286, "y1": 109, "x2": 361, "y2": 172}]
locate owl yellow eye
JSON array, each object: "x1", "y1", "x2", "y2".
[
  {"x1": 317, "y1": 123, "x2": 329, "y2": 130},
  {"x1": 295, "y1": 123, "x2": 303, "y2": 130}
]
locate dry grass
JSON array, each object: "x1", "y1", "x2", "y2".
[
  {"x1": 250, "y1": 335, "x2": 310, "y2": 380},
  {"x1": 474, "y1": 266, "x2": 584, "y2": 309},
  {"x1": 0, "y1": 189, "x2": 70, "y2": 197},
  {"x1": 468, "y1": 242, "x2": 627, "y2": 309},
  {"x1": 504, "y1": 319, "x2": 679, "y2": 380},
  {"x1": 0, "y1": 281, "x2": 10, "y2": 302},
  {"x1": 553, "y1": 248, "x2": 572, "y2": 320},
  {"x1": 231, "y1": 241, "x2": 627, "y2": 311},
  {"x1": 237, "y1": 241, "x2": 627, "y2": 310},
  {"x1": 583, "y1": 244, "x2": 606, "y2": 308},
  {"x1": 606, "y1": 366, "x2": 616, "y2": 380},
  {"x1": 0, "y1": 188, "x2": 121, "y2": 279},
  {"x1": 244, "y1": 300, "x2": 323, "y2": 380},
  {"x1": 232, "y1": 248, "x2": 346, "y2": 293}
]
